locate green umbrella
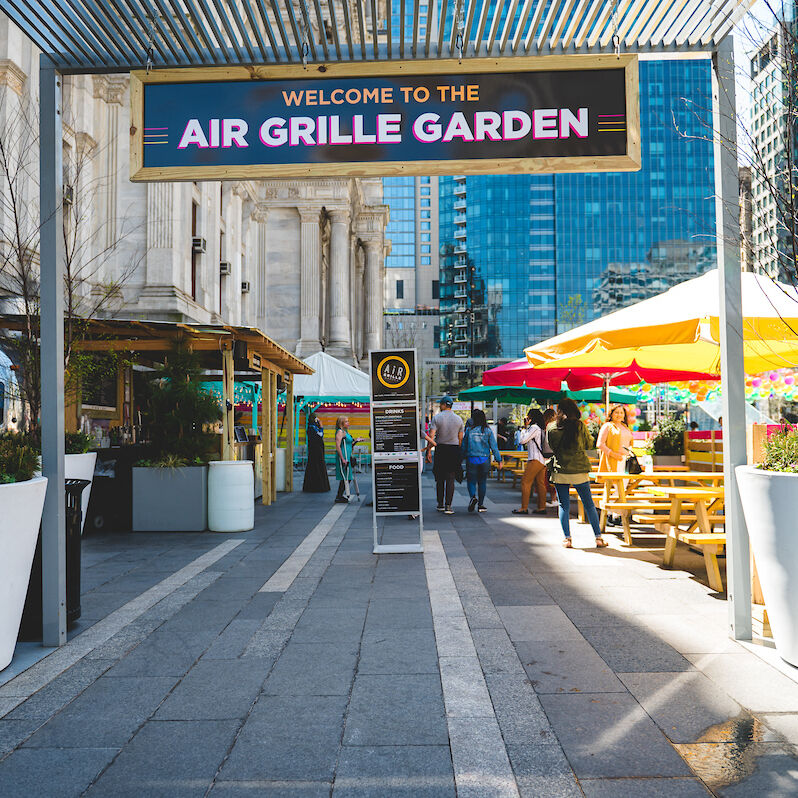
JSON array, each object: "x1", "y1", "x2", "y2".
[{"x1": 457, "y1": 383, "x2": 639, "y2": 405}]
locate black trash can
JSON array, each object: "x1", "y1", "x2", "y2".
[{"x1": 18, "y1": 478, "x2": 91, "y2": 640}]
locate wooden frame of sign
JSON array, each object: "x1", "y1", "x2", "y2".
[
  {"x1": 369, "y1": 349, "x2": 424, "y2": 555},
  {"x1": 130, "y1": 54, "x2": 640, "y2": 181}
]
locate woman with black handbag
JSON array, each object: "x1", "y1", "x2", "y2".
[{"x1": 547, "y1": 399, "x2": 607, "y2": 549}]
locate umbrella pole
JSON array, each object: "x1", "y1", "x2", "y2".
[{"x1": 603, "y1": 376, "x2": 610, "y2": 416}]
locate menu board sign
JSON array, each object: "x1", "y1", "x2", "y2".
[
  {"x1": 370, "y1": 350, "x2": 417, "y2": 403},
  {"x1": 374, "y1": 459, "x2": 421, "y2": 514},
  {"x1": 373, "y1": 406, "x2": 418, "y2": 454}
]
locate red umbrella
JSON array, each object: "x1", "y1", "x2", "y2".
[
  {"x1": 481, "y1": 359, "x2": 561, "y2": 389},
  {"x1": 483, "y1": 359, "x2": 719, "y2": 410}
]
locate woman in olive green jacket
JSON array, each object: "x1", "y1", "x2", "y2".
[{"x1": 547, "y1": 398, "x2": 607, "y2": 549}]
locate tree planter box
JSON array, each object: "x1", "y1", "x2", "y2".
[
  {"x1": 132, "y1": 466, "x2": 208, "y2": 532},
  {"x1": 65, "y1": 452, "x2": 97, "y2": 534},
  {"x1": 0, "y1": 477, "x2": 47, "y2": 671},
  {"x1": 736, "y1": 465, "x2": 798, "y2": 666}
]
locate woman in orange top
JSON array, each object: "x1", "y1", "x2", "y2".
[{"x1": 597, "y1": 405, "x2": 634, "y2": 473}]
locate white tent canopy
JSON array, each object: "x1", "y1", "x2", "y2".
[{"x1": 292, "y1": 351, "x2": 370, "y2": 402}]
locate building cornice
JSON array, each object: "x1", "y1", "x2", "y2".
[{"x1": 0, "y1": 59, "x2": 26, "y2": 96}]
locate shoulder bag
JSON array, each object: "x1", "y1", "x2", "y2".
[{"x1": 624, "y1": 447, "x2": 643, "y2": 475}]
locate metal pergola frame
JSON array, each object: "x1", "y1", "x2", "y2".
[{"x1": 0, "y1": 0, "x2": 754, "y2": 649}]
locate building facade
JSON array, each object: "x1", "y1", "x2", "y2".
[
  {"x1": 749, "y1": 13, "x2": 797, "y2": 281},
  {"x1": 0, "y1": 13, "x2": 389, "y2": 368},
  {"x1": 436, "y1": 58, "x2": 717, "y2": 385}
]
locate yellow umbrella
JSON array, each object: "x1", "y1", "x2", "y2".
[{"x1": 525, "y1": 269, "x2": 798, "y2": 375}]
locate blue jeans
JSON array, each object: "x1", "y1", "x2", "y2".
[
  {"x1": 466, "y1": 461, "x2": 490, "y2": 504},
  {"x1": 554, "y1": 482, "x2": 602, "y2": 539}
]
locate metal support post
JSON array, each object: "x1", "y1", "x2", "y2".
[
  {"x1": 713, "y1": 36, "x2": 751, "y2": 640},
  {"x1": 285, "y1": 376, "x2": 294, "y2": 492},
  {"x1": 39, "y1": 58, "x2": 66, "y2": 647}
]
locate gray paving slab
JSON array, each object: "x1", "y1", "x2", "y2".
[
  {"x1": 472, "y1": 628, "x2": 525, "y2": 676},
  {"x1": 4, "y1": 657, "x2": 116, "y2": 720},
  {"x1": 460, "y1": 595, "x2": 505, "y2": 629},
  {"x1": 155, "y1": 658, "x2": 270, "y2": 720},
  {"x1": 497, "y1": 606, "x2": 583, "y2": 643},
  {"x1": 484, "y1": 673, "x2": 555, "y2": 745},
  {"x1": 358, "y1": 629, "x2": 438, "y2": 674},
  {"x1": 579, "y1": 626, "x2": 695, "y2": 673},
  {"x1": 439, "y1": 656, "x2": 494, "y2": 718},
  {"x1": 343, "y1": 675, "x2": 448, "y2": 746},
  {"x1": 0, "y1": 718, "x2": 40, "y2": 755},
  {"x1": 364, "y1": 598, "x2": 433, "y2": 631},
  {"x1": 684, "y1": 652, "x2": 798, "y2": 713},
  {"x1": 674, "y1": 741, "x2": 798, "y2": 796},
  {"x1": 579, "y1": 778, "x2": 713, "y2": 797},
  {"x1": 0, "y1": 747, "x2": 117, "y2": 798},
  {"x1": 446, "y1": 716, "x2": 520, "y2": 798},
  {"x1": 210, "y1": 781, "x2": 332, "y2": 796},
  {"x1": 85, "y1": 719, "x2": 239, "y2": 797},
  {"x1": 202, "y1": 620, "x2": 262, "y2": 660},
  {"x1": 264, "y1": 642, "x2": 359, "y2": 695},
  {"x1": 332, "y1": 745, "x2": 455, "y2": 797},
  {"x1": 480, "y1": 579, "x2": 556, "y2": 606},
  {"x1": 539, "y1": 692, "x2": 692, "y2": 779},
  {"x1": 23, "y1": 676, "x2": 176, "y2": 748},
  {"x1": 617, "y1": 672, "x2": 778, "y2": 744},
  {"x1": 760, "y1": 713, "x2": 798, "y2": 744},
  {"x1": 505, "y1": 744, "x2": 583, "y2": 798},
  {"x1": 221, "y1": 695, "x2": 348, "y2": 781},
  {"x1": 102, "y1": 627, "x2": 207, "y2": 678},
  {"x1": 515, "y1": 638, "x2": 626, "y2": 694},
  {"x1": 291, "y1": 606, "x2": 368, "y2": 643}
]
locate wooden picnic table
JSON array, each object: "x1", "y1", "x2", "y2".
[{"x1": 640, "y1": 485, "x2": 726, "y2": 591}]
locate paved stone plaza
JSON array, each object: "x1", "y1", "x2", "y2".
[{"x1": 1, "y1": 475, "x2": 798, "y2": 797}]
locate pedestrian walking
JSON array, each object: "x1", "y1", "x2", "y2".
[
  {"x1": 428, "y1": 396, "x2": 464, "y2": 514},
  {"x1": 497, "y1": 417, "x2": 515, "y2": 451},
  {"x1": 334, "y1": 416, "x2": 360, "y2": 504},
  {"x1": 547, "y1": 398, "x2": 607, "y2": 548},
  {"x1": 461, "y1": 408, "x2": 503, "y2": 513},
  {"x1": 513, "y1": 409, "x2": 549, "y2": 516},
  {"x1": 303, "y1": 412, "x2": 330, "y2": 493}
]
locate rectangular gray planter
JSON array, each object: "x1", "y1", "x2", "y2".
[{"x1": 132, "y1": 466, "x2": 208, "y2": 532}]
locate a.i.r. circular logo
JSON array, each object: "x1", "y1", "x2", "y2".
[{"x1": 377, "y1": 355, "x2": 409, "y2": 389}]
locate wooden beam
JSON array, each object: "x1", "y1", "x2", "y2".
[
  {"x1": 261, "y1": 366, "x2": 271, "y2": 505},
  {"x1": 271, "y1": 370, "x2": 278, "y2": 502},
  {"x1": 74, "y1": 339, "x2": 171, "y2": 351},
  {"x1": 285, "y1": 376, "x2": 294, "y2": 493},
  {"x1": 222, "y1": 345, "x2": 235, "y2": 460}
]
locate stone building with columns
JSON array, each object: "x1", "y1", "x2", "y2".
[{"x1": 0, "y1": 13, "x2": 389, "y2": 367}]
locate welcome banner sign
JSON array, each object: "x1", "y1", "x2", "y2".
[{"x1": 130, "y1": 56, "x2": 639, "y2": 181}]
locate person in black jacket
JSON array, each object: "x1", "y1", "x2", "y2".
[{"x1": 303, "y1": 412, "x2": 330, "y2": 492}]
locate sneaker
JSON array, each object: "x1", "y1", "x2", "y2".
[
  {"x1": 443, "y1": 506, "x2": 454, "y2": 515},
  {"x1": 478, "y1": 505, "x2": 487, "y2": 512},
  {"x1": 468, "y1": 497, "x2": 478, "y2": 513},
  {"x1": 532, "y1": 508, "x2": 547, "y2": 515},
  {"x1": 546, "y1": 501, "x2": 558, "y2": 508},
  {"x1": 334, "y1": 497, "x2": 349, "y2": 504},
  {"x1": 437, "y1": 505, "x2": 445, "y2": 512}
]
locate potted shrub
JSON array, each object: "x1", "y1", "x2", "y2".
[
  {"x1": 132, "y1": 348, "x2": 221, "y2": 532},
  {"x1": 0, "y1": 434, "x2": 47, "y2": 670},
  {"x1": 649, "y1": 416, "x2": 685, "y2": 467},
  {"x1": 64, "y1": 431, "x2": 96, "y2": 534},
  {"x1": 737, "y1": 427, "x2": 798, "y2": 666}
]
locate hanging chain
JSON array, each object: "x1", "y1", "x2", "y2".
[
  {"x1": 455, "y1": 3, "x2": 465, "y2": 63},
  {"x1": 611, "y1": 0, "x2": 620, "y2": 58},
  {"x1": 301, "y1": 17, "x2": 310, "y2": 68},
  {"x1": 145, "y1": 12, "x2": 155, "y2": 73}
]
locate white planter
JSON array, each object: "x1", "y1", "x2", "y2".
[
  {"x1": 208, "y1": 461, "x2": 254, "y2": 533},
  {"x1": 736, "y1": 465, "x2": 798, "y2": 666},
  {"x1": 275, "y1": 448, "x2": 287, "y2": 492},
  {"x1": 64, "y1": 452, "x2": 96, "y2": 534},
  {"x1": 0, "y1": 476, "x2": 47, "y2": 671}
]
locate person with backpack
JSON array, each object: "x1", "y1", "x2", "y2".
[
  {"x1": 547, "y1": 398, "x2": 608, "y2": 548},
  {"x1": 461, "y1": 408, "x2": 503, "y2": 512},
  {"x1": 512, "y1": 408, "x2": 549, "y2": 516}
]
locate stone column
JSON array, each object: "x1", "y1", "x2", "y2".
[
  {"x1": 295, "y1": 207, "x2": 323, "y2": 357},
  {"x1": 253, "y1": 208, "x2": 269, "y2": 332},
  {"x1": 326, "y1": 208, "x2": 353, "y2": 359},
  {"x1": 363, "y1": 239, "x2": 383, "y2": 356}
]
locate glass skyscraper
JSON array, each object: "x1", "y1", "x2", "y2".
[{"x1": 437, "y1": 59, "x2": 717, "y2": 374}]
